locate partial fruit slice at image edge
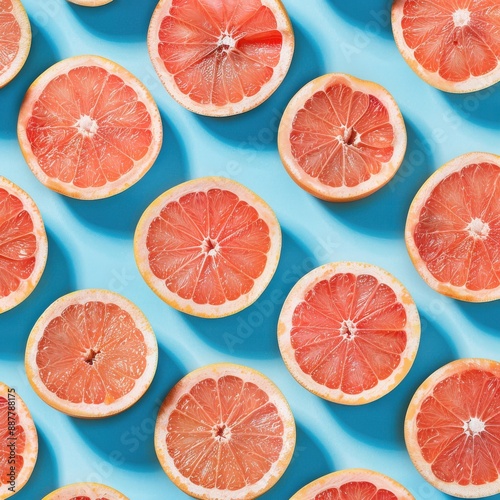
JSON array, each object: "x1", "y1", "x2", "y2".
[
  {"x1": 278, "y1": 262, "x2": 420, "y2": 404},
  {"x1": 278, "y1": 73, "x2": 407, "y2": 201},
  {"x1": 155, "y1": 363, "x2": 295, "y2": 500},
  {"x1": 66, "y1": 0, "x2": 113, "y2": 6},
  {"x1": 18, "y1": 55, "x2": 162, "y2": 200},
  {"x1": 406, "y1": 152, "x2": 500, "y2": 302},
  {"x1": 25, "y1": 289, "x2": 158, "y2": 418},
  {"x1": 42, "y1": 482, "x2": 128, "y2": 500},
  {"x1": 147, "y1": 0, "x2": 294, "y2": 116},
  {"x1": 405, "y1": 358, "x2": 500, "y2": 498},
  {"x1": 0, "y1": 381, "x2": 38, "y2": 499},
  {"x1": 290, "y1": 468, "x2": 415, "y2": 499},
  {"x1": 0, "y1": 176, "x2": 48, "y2": 314},
  {"x1": 134, "y1": 176, "x2": 281, "y2": 318}
]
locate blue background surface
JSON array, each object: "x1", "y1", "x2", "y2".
[{"x1": 0, "y1": 0, "x2": 499, "y2": 498}]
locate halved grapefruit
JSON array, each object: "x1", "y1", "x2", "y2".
[
  {"x1": 18, "y1": 55, "x2": 162, "y2": 200},
  {"x1": 278, "y1": 73, "x2": 407, "y2": 202},
  {"x1": 406, "y1": 152, "x2": 500, "y2": 302},
  {"x1": 155, "y1": 363, "x2": 295, "y2": 500},
  {"x1": 0, "y1": 382, "x2": 37, "y2": 498},
  {"x1": 147, "y1": 0, "x2": 294, "y2": 116},
  {"x1": 42, "y1": 482, "x2": 128, "y2": 500},
  {"x1": 278, "y1": 262, "x2": 420, "y2": 404},
  {"x1": 25, "y1": 289, "x2": 158, "y2": 418},
  {"x1": 0, "y1": 0, "x2": 31, "y2": 88},
  {"x1": 392, "y1": 0, "x2": 500, "y2": 93},
  {"x1": 66, "y1": 0, "x2": 113, "y2": 6},
  {"x1": 134, "y1": 177, "x2": 281, "y2": 318},
  {"x1": 405, "y1": 358, "x2": 500, "y2": 498},
  {"x1": 290, "y1": 468, "x2": 415, "y2": 500},
  {"x1": 0, "y1": 176, "x2": 48, "y2": 314}
]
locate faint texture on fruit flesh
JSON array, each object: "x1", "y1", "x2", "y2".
[
  {"x1": 166, "y1": 375, "x2": 284, "y2": 490},
  {"x1": 416, "y1": 369, "x2": 500, "y2": 486},
  {"x1": 0, "y1": 0, "x2": 21, "y2": 78},
  {"x1": 290, "y1": 83, "x2": 394, "y2": 187},
  {"x1": 315, "y1": 482, "x2": 398, "y2": 500},
  {"x1": 158, "y1": 0, "x2": 283, "y2": 106},
  {"x1": 291, "y1": 273, "x2": 407, "y2": 395},
  {"x1": 26, "y1": 66, "x2": 153, "y2": 188},
  {"x1": 146, "y1": 188, "x2": 271, "y2": 305},
  {"x1": 414, "y1": 163, "x2": 500, "y2": 291},
  {"x1": 0, "y1": 396, "x2": 25, "y2": 484},
  {"x1": 0, "y1": 188, "x2": 36, "y2": 299},
  {"x1": 36, "y1": 301, "x2": 147, "y2": 404},
  {"x1": 69, "y1": 497, "x2": 109, "y2": 500},
  {"x1": 401, "y1": 0, "x2": 500, "y2": 82}
]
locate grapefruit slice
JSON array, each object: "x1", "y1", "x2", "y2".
[
  {"x1": 278, "y1": 262, "x2": 420, "y2": 404},
  {"x1": 392, "y1": 0, "x2": 500, "y2": 93},
  {"x1": 0, "y1": 0, "x2": 31, "y2": 88},
  {"x1": 147, "y1": 0, "x2": 294, "y2": 116},
  {"x1": 0, "y1": 176, "x2": 48, "y2": 314},
  {"x1": 134, "y1": 177, "x2": 281, "y2": 318},
  {"x1": 290, "y1": 468, "x2": 415, "y2": 500},
  {"x1": 66, "y1": 0, "x2": 113, "y2": 6},
  {"x1": 42, "y1": 482, "x2": 128, "y2": 500},
  {"x1": 0, "y1": 382, "x2": 37, "y2": 498},
  {"x1": 17, "y1": 55, "x2": 162, "y2": 200},
  {"x1": 278, "y1": 73, "x2": 407, "y2": 202},
  {"x1": 405, "y1": 358, "x2": 500, "y2": 498},
  {"x1": 406, "y1": 152, "x2": 500, "y2": 302},
  {"x1": 155, "y1": 363, "x2": 295, "y2": 500},
  {"x1": 25, "y1": 289, "x2": 158, "y2": 418}
]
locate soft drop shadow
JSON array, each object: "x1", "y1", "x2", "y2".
[
  {"x1": 0, "y1": 21, "x2": 59, "y2": 138},
  {"x1": 325, "y1": 314, "x2": 458, "y2": 450},
  {"x1": 194, "y1": 21, "x2": 325, "y2": 149},
  {"x1": 456, "y1": 301, "x2": 500, "y2": 336},
  {"x1": 70, "y1": 343, "x2": 184, "y2": 470},
  {"x1": 63, "y1": 111, "x2": 188, "y2": 238},
  {"x1": 181, "y1": 229, "x2": 317, "y2": 359},
  {"x1": 67, "y1": 0, "x2": 158, "y2": 42},
  {"x1": 260, "y1": 423, "x2": 332, "y2": 499},
  {"x1": 318, "y1": 119, "x2": 434, "y2": 239},
  {"x1": 0, "y1": 230, "x2": 75, "y2": 360},
  {"x1": 440, "y1": 83, "x2": 500, "y2": 129}
]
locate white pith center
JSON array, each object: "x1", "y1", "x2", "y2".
[
  {"x1": 337, "y1": 125, "x2": 360, "y2": 147},
  {"x1": 202, "y1": 237, "x2": 219, "y2": 257},
  {"x1": 467, "y1": 218, "x2": 490, "y2": 239},
  {"x1": 463, "y1": 417, "x2": 485, "y2": 437},
  {"x1": 76, "y1": 114, "x2": 98, "y2": 138},
  {"x1": 218, "y1": 32, "x2": 236, "y2": 51},
  {"x1": 453, "y1": 9, "x2": 471, "y2": 27},
  {"x1": 340, "y1": 319, "x2": 356, "y2": 340},
  {"x1": 213, "y1": 423, "x2": 231, "y2": 441}
]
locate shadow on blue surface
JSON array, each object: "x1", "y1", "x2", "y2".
[
  {"x1": 63, "y1": 110, "x2": 188, "y2": 237},
  {"x1": 326, "y1": 0, "x2": 393, "y2": 40},
  {"x1": 0, "y1": 230, "x2": 75, "y2": 360},
  {"x1": 67, "y1": 0, "x2": 158, "y2": 42},
  {"x1": 194, "y1": 20, "x2": 325, "y2": 149},
  {"x1": 70, "y1": 342, "x2": 184, "y2": 470},
  {"x1": 13, "y1": 427, "x2": 58, "y2": 500},
  {"x1": 440, "y1": 83, "x2": 500, "y2": 130},
  {"x1": 325, "y1": 313, "x2": 457, "y2": 451},
  {"x1": 456, "y1": 300, "x2": 500, "y2": 337},
  {"x1": 0, "y1": 21, "x2": 59, "y2": 139},
  {"x1": 260, "y1": 422, "x2": 332, "y2": 499},
  {"x1": 181, "y1": 229, "x2": 316, "y2": 359},
  {"x1": 318, "y1": 118, "x2": 434, "y2": 239}
]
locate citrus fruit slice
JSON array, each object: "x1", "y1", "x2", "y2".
[
  {"x1": 405, "y1": 358, "x2": 500, "y2": 498},
  {"x1": 66, "y1": 0, "x2": 113, "y2": 6},
  {"x1": 0, "y1": 176, "x2": 48, "y2": 314},
  {"x1": 278, "y1": 73, "x2": 407, "y2": 202},
  {"x1": 17, "y1": 55, "x2": 162, "y2": 200},
  {"x1": 155, "y1": 363, "x2": 295, "y2": 500},
  {"x1": 290, "y1": 468, "x2": 415, "y2": 500},
  {"x1": 147, "y1": 0, "x2": 294, "y2": 116},
  {"x1": 42, "y1": 482, "x2": 128, "y2": 500},
  {"x1": 278, "y1": 262, "x2": 420, "y2": 404},
  {"x1": 25, "y1": 289, "x2": 158, "y2": 418},
  {"x1": 134, "y1": 177, "x2": 281, "y2": 318},
  {"x1": 0, "y1": 382, "x2": 37, "y2": 498},
  {"x1": 406, "y1": 152, "x2": 500, "y2": 302},
  {"x1": 392, "y1": 0, "x2": 500, "y2": 93},
  {"x1": 0, "y1": 0, "x2": 31, "y2": 88}
]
